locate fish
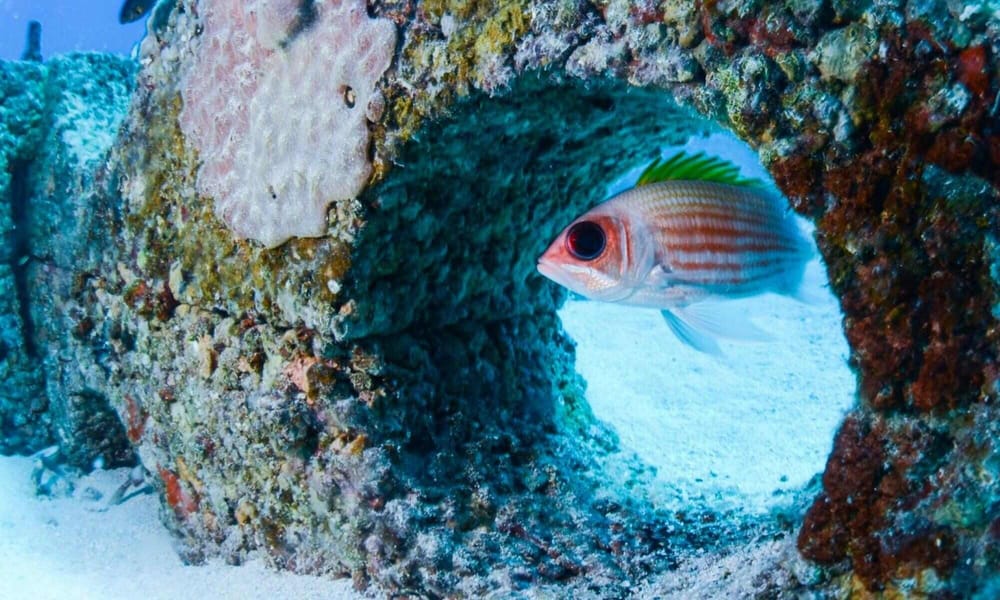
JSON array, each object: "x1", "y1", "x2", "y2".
[
  {"x1": 536, "y1": 151, "x2": 814, "y2": 354},
  {"x1": 119, "y1": 0, "x2": 153, "y2": 24}
]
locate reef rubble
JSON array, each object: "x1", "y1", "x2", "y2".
[{"x1": 1, "y1": 0, "x2": 999, "y2": 596}]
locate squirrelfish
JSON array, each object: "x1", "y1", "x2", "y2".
[{"x1": 537, "y1": 151, "x2": 813, "y2": 354}]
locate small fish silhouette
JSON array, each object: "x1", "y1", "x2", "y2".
[
  {"x1": 119, "y1": 0, "x2": 153, "y2": 24},
  {"x1": 537, "y1": 152, "x2": 814, "y2": 354}
]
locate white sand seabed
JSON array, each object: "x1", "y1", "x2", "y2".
[
  {"x1": 560, "y1": 258, "x2": 857, "y2": 513},
  {"x1": 0, "y1": 456, "x2": 360, "y2": 600}
]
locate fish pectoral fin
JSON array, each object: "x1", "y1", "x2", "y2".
[
  {"x1": 786, "y1": 259, "x2": 831, "y2": 306},
  {"x1": 676, "y1": 301, "x2": 774, "y2": 342},
  {"x1": 660, "y1": 309, "x2": 722, "y2": 355},
  {"x1": 661, "y1": 303, "x2": 774, "y2": 354},
  {"x1": 645, "y1": 264, "x2": 675, "y2": 289}
]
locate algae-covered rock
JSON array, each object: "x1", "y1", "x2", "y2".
[
  {"x1": 102, "y1": 4, "x2": 723, "y2": 588},
  {"x1": 3, "y1": 0, "x2": 1000, "y2": 596},
  {"x1": 0, "y1": 60, "x2": 48, "y2": 454},
  {"x1": 0, "y1": 53, "x2": 135, "y2": 468},
  {"x1": 814, "y1": 22, "x2": 878, "y2": 83}
]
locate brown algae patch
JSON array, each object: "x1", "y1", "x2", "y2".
[{"x1": 121, "y1": 93, "x2": 354, "y2": 326}]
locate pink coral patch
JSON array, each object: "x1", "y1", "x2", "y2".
[{"x1": 178, "y1": 0, "x2": 397, "y2": 247}]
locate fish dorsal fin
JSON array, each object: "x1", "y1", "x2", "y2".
[{"x1": 636, "y1": 151, "x2": 765, "y2": 188}]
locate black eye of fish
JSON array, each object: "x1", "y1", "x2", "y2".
[{"x1": 565, "y1": 221, "x2": 606, "y2": 261}]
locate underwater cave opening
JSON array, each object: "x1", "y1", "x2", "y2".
[
  {"x1": 348, "y1": 77, "x2": 862, "y2": 581},
  {"x1": 182, "y1": 72, "x2": 870, "y2": 590},
  {"x1": 557, "y1": 132, "x2": 858, "y2": 516}
]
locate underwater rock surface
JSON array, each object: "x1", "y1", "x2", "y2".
[
  {"x1": 2, "y1": 0, "x2": 999, "y2": 596},
  {"x1": 0, "y1": 53, "x2": 135, "y2": 468}
]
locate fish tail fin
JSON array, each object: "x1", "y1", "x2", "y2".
[
  {"x1": 775, "y1": 213, "x2": 823, "y2": 303},
  {"x1": 777, "y1": 252, "x2": 809, "y2": 298},
  {"x1": 787, "y1": 256, "x2": 831, "y2": 306}
]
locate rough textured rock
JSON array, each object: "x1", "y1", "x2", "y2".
[
  {"x1": 3, "y1": 0, "x2": 1000, "y2": 597},
  {"x1": 0, "y1": 54, "x2": 135, "y2": 468},
  {"x1": 107, "y1": 5, "x2": 734, "y2": 590},
  {"x1": 0, "y1": 60, "x2": 47, "y2": 454}
]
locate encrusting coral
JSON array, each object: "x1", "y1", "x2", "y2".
[
  {"x1": 178, "y1": 0, "x2": 396, "y2": 248},
  {"x1": 0, "y1": 54, "x2": 135, "y2": 468}
]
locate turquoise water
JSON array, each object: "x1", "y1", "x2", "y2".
[{"x1": 1, "y1": 1, "x2": 143, "y2": 60}]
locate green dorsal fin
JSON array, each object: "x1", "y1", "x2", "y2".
[{"x1": 635, "y1": 151, "x2": 765, "y2": 188}]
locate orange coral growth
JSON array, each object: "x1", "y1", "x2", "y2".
[
  {"x1": 124, "y1": 394, "x2": 147, "y2": 443},
  {"x1": 159, "y1": 467, "x2": 199, "y2": 518},
  {"x1": 283, "y1": 355, "x2": 319, "y2": 393},
  {"x1": 283, "y1": 354, "x2": 337, "y2": 401}
]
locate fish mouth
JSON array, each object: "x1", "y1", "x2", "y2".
[
  {"x1": 536, "y1": 257, "x2": 569, "y2": 286},
  {"x1": 537, "y1": 257, "x2": 585, "y2": 295},
  {"x1": 537, "y1": 257, "x2": 634, "y2": 304}
]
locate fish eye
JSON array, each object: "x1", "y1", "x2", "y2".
[{"x1": 565, "y1": 220, "x2": 606, "y2": 261}]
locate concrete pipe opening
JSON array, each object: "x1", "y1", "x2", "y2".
[
  {"x1": 107, "y1": 64, "x2": 860, "y2": 594},
  {"x1": 10, "y1": 0, "x2": 999, "y2": 597}
]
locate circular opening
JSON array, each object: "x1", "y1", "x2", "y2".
[{"x1": 560, "y1": 132, "x2": 857, "y2": 515}]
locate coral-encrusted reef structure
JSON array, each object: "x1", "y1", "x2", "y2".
[
  {"x1": 0, "y1": 61, "x2": 46, "y2": 454},
  {"x1": 0, "y1": 54, "x2": 135, "y2": 468},
  {"x1": 3, "y1": 0, "x2": 1000, "y2": 596}
]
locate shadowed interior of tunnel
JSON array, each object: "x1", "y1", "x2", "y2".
[
  {"x1": 342, "y1": 74, "x2": 708, "y2": 460},
  {"x1": 340, "y1": 74, "x2": 714, "y2": 341},
  {"x1": 331, "y1": 74, "x2": 858, "y2": 582}
]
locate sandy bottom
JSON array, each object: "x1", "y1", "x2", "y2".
[
  {"x1": 0, "y1": 456, "x2": 359, "y2": 600},
  {"x1": 560, "y1": 259, "x2": 856, "y2": 513}
]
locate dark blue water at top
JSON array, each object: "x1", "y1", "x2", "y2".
[{"x1": 1, "y1": 0, "x2": 144, "y2": 60}]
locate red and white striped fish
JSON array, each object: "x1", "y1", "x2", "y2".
[{"x1": 536, "y1": 151, "x2": 814, "y2": 354}]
